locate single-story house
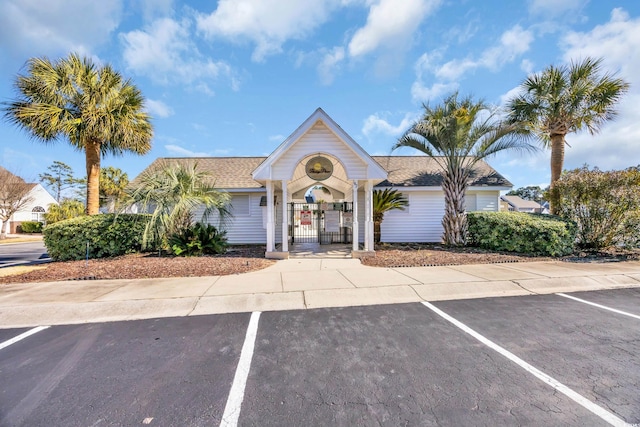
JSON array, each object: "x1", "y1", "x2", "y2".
[
  {"x1": 0, "y1": 167, "x2": 58, "y2": 234},
  {"x1": 134, "y1": 108, "x2": 512, "y2": 258},
  {"x1": 500, "y1": 195, "x2": 545, "y2": 213}
]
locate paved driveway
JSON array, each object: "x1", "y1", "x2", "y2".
[
  {"x1": 1, "y1": 288, "x2": 638, "y2": 426},
  {"x1": 0, "y1": 241, "x2": 49, "y2": 268}
]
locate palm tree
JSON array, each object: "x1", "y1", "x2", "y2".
[
  {"x1": 507, "y1": 57, "x2": 629, "y2": 214},
  {"x1": 128, "y1": 161, "x2": 232, "y2": 250},
  {"x1": 3, "y1": 53, "x2": 153, "y2": 215},
  {"x1": 373, "y1": 189, "x2": 408, "y2": 243},
  {"x1": 394, "y1": 92, "x2": 536, "y2": 246}
]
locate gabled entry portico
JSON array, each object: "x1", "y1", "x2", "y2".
[{"x1": 252, "y1": 108, "x2": 388, "y2": 259}]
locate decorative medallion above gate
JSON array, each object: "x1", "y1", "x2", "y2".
[{"x1": 305, "y1": 156, "x2": 333, "y2": 181}]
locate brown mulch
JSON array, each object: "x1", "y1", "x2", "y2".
[
  {"x1": 360, "y1": 243, "x2": 553, "y2": 267},
  {"x1": 1, "y1": 243, "x2": 638, "y2": 285},
  {"x1": 0, "y1": 246, "x2": 275, "y2": 284}
]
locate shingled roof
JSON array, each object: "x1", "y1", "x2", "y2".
[
  {"x1": 132, "y1": 156, "x2": 511, "y2": 189},
  {"x1": 372, "y1": 156, "x2": 512, "y2": 187}
]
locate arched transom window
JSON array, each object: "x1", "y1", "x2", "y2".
[{"x1": 32, "y1": 206, "x2": 45, "y2": 222}]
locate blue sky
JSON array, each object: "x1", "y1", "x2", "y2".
[{"x1": 1, "y1": 0, "x2": 639, "y2": 193}]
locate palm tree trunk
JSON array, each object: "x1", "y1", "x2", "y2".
[
  {"x1": 85, "y1": 139, "x2": 101, "y2": 215},
  {"x1": 442, "y1": 168, "x2": 468, "y2": 246},
  {"x1": 549, "y1": 133, "x2": 565, "y2": 215}
]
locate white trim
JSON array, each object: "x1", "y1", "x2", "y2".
[
  {"x1": 220, "y1": 312, "x2": 261, "y2": 427},
  {"x1": 252, "y1": 108, "x2": 387, "y2": 181}
]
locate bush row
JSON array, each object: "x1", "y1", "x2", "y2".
[
  {"x1": 43, "y1": 214, "x2": 151, "y2": 261},
  {"x1": 19, "y1": 221, "x2": 42, "y2": 233},
  {"x1": 467, "y1": 212, "x2": 576, "y2": 256}
]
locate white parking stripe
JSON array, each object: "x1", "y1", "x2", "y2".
[
  {"x1": 421, "y1": 302, "x2": 631, "y2": 427},
  {"x1": 557, "y1": 293, "x2": 640, "y2": 320},
  {"x1": 0, "y1": 326, "x2": 49, "y2": 351},
  {"x1": 220, "y1": 311, "x2": 261, "y2": 427}
]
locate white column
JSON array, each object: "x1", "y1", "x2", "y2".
[
  {"x1": 266, "y1": 180, "x2": 275, "y2": 252},
  {"x1": 352, "y1": 180, "x2": 359, "y2": 252},
  {"x1": 281, "y1": 180, "x2": 288, "y2": 252},
  {"x1": 364, "y1": 180, "x2": 373, "y2": 251}
]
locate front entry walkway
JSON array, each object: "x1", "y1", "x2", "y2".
[{"x1": 288, "y1": 243, "x2": 352, "y2": 259}]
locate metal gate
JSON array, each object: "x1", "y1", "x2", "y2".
[{"x1": 289, "y1": 202, "x2": 353, "y2": 244}]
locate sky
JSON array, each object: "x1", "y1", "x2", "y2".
[{"x1": 1, "y1": 0, "x2": 639, "y2": 194}]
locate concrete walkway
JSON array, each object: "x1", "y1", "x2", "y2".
[{"x1": 1, "y1": 258, "x2": 640, "y2": 328}]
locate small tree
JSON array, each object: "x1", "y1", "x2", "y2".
[
  {"x1": 128, "y1": 161, "x2": 232, "y2": 251},
  {"x1": 100, "y1": 166, "x2": 129, "y2": 213},
  {"x1": 39, "y1": 161, "x2": 83, "y2": 203},
  {"x1": 0, "y1": 168, "x2": 34, "y2": 239},
  {"x1": 506, "y1": 186, "x2": 545, "y2": 204},
  {"x1": 555, "y1": 165, "x2": 640, "y2": 249},
  {"x1": 373, "y1": 189, "x2": 409, "y2": 243},
  {"x1": 44, "y1": 199, "x2": 85, "y2": 224}
]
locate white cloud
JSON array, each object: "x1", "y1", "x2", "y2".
[
  {"x1": 0, "y1": 0, "x2": 122, "y2": 60},
  {"x1": 269, "y1": 134, "x2": 285, "y2": 142},
  {"x1": 435, "y1": 25, "x2": 534, "y2": 80},
  {"x1": 528, "y1": 0, "x2": 586, "y2": 16},
  {"x1": 164, "y1": 144, "x2": 211, "y2": 157},
  {"x1": 362, "y1": 112, "x2": 420, "y2": 138},
  {"x1": 146, "y1": 99, "x2": 174, "y2": 118},
  {"x1": 411, "y1": 81, "x2": 458, "y2": 103},
  {"x1": 520, "y1": 59, "x2": 534, "y2": 74},
  {"x1": 558, "y1": 8, "x2": 640, "y2": 172},
  {"x1": 318, "y1": 47, "x2": 346, "y2": 85},
  {"x1": 121, "y1": 17, "x2": 237, "y2": 90},
  {"x1": 196, "y1": 0, "x2": 340, "y2": 62},
  {"x1": 348, "y1": 0, "x2": 441, "y2": 58}
]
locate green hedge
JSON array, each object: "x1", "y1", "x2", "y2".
[
  {"x1": 467, "y1": 212, "x2": 576, "y2": 256},
  {"x1": 43, "y1": 214, "x2": 152, "y2": 261},
  {"x1": 19, "y1": 221, "x2": 42, "y2": 233}
]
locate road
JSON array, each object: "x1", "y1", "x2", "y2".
[
  {"x1": 0, "y1": 241, "x2": 49, "y2": 268},
  {"x1": 1, "y1": 288, "x2": 639, "y2": 426}
]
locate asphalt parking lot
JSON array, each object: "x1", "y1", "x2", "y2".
[{"x1": 1, "y1": 288, "x2": 638, "y2": 426}]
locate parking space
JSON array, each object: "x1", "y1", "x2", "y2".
[
  {"x1": 0, "y1": 314, "x2": 250, "y2": 427},
  {"x1": 0, "y1": 288, "x2": 638, "y2": 426}
]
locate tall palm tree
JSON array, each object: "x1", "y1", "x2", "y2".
[
  {"x1": 4, "y1": 53, "x2": 153, "y2": 215},
  {"x1": 373, "y1": 188, "x2": 408, "y2": 243},
  {"x1": 128, "y1": 161, "x2": 232, "y2": 250},
  {"x1": 507, "y1": 57, "x2": 629, "y2": 214},
  {"x1": 394, "y1": 92, "x2": 536, "y2": 246}
]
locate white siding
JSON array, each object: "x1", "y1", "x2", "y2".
[
  {"x1": 201, "y1": 192, "x2": 267, "y2": 244},
  {"x1": 271, "y1": 122, "x2": 368, "y2": 180},
  {"x1": 12, "y1": 184, "x2": 58, "y2": 222},
  {"x1": 381, "y1": 191, "x2": 445, "y2": 243}
]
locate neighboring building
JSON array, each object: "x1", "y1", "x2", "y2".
[
  {"x1": 133, "y1": 108, "x2": 513, "y2": 258},
  {"x1": 500, "y1": 195, "x2": 545, "y2": 213},
  {"x1": 0, "y1": 168, "x2": 58, "y2": 234}
]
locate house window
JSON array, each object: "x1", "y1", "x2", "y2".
[
  {"x1": 231, "y1": 195, "x2": 251, "y2": 216},
  {"x1": 32, "y1": 206, "x2": 45, "y2": 222}
]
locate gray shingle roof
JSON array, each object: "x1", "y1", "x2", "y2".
[
  {"x1": 132, "y1": 156, "x2": 511, "y2": 189},
  {"x1": 131, "y1": 157, "x2": 267, "y2": 189},
  {"x1": 372, "y1": 156, "x2": 512, "y2": 187}
]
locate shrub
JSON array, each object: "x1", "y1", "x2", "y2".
[
  {"x1": 43, "y1": 214, "x2": 152, "y2": 261},
  {"x1": 554, "y1": 166, "x2": 640, "y2": 249},
  {"x1": 467, "y1": 211, "x2": 576, "y2": 256},
  {"x1": 19, "y1": 221, "x2": 43, "y2": 233},
  {"x1": 168, "y1": 222, "x2": 227, "y2": 256}
]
